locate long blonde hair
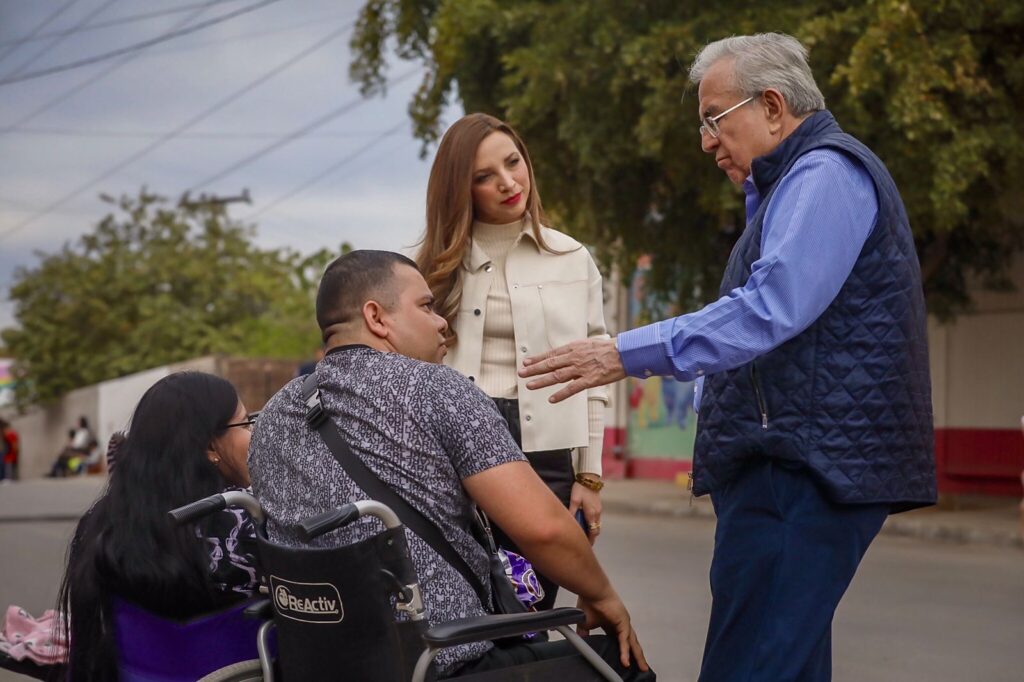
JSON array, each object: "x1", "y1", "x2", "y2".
[{"x1": 417, "y1": 113, "x2": 556, "y2": 344}]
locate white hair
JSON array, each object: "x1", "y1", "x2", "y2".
[{"x1": 689, "y1": 33, "x2": 825, "y2": 116}]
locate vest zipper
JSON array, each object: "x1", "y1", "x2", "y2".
[{"x1": 750, "y1": 362, "x2": 769, "y2": 430}]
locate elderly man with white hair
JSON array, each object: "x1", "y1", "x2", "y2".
[{"x1": 521, "y1": 33, "x2": 936, "y2": 681}]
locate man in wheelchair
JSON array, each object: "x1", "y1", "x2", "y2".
[{"x1": 249, "y1": 250, "x2": 653, "y2": 680}]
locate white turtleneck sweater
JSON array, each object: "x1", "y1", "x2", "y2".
[
  {"x1": 470, "y1": 218, "x2": 604, "y2": 473},
  {"x1": 472, "y1": 219, "x2": 522, "y2": 400}
]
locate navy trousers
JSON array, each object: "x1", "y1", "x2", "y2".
[{"x1": 698, "y1": 459, "x2": 888, "y2": 682}]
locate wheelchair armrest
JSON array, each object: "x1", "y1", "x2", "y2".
[
  {"x1": 423, "y1": 607, "x2": 585, "y2": 648},
  {"x1": 243, "y1": 598, "x2": 274, "y2": 620}
]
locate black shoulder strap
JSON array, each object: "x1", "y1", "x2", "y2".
[{"x1": 301, "y1": 372, "x2": 492, "y2": 611}]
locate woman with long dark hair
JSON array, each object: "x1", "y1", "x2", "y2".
[{"x1": 56, "y1": 372, "x2": 258, "y2": 680}]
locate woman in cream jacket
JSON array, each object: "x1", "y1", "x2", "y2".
[{"x1": 417, "y1": 113, "x2": 609, "y2": 611}]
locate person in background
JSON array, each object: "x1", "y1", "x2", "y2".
[
  {"x1": 295, "y1": 346, "x2": 326, "y2": 377},
  {"x1": 418, "y1": 113, "x2": 610, "y2": 610},
  {"x1": 57, "y1": 372, "x2": 258, "y2": 680},
  {"x1": 0, "y1": 418, "x2": 18, "y2": 482},
  {"x1": 69, "y1": 417, "x2": 96, "y2": 458}
]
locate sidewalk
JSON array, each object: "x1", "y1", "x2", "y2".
[
  {"x1": 1, "y1": 476, "x2": 1021, "y2": 549},
  {"x1": 599, "y1": 477, "x2": 1024, "y2": 550},
  {"x1": 0, "y1": 477, "x2": 105, "y2": 522}
]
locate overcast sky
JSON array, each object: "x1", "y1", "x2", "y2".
[{"x1": 0, "y1": 0, "x2": 455, "y2": 330}]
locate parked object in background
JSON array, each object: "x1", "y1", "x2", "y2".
[{"x1": 46, "y1": 430, "x2": 80, "y2": 478}]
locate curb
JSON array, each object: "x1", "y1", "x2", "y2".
[
  {"x1": 601, "y1": 497, "x2": 1024, "y2": 550},
  {"x1": 5, "y1": 487, "x2": 1021, "y2": 550},
  {"x1": 602, "y1": 497, "x2": 716, "y2": 521},
  {"x1": 880, "y1": 516, "x2": 1023, "y2": 550}
]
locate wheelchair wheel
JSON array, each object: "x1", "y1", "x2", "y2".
[{"x1": 196, "y1": 659, "x2": 264, "y2": 682}]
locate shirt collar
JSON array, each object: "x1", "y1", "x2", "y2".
[
  {"x1": 742, "y1": 175, "x2": 761, "y2": 220},
  {"x1": 325, "y1": 344, "x2": 372, "y2": 357},
  {"x1": 462, "y1": 218, "x2": 541, "y2": 272},
  {"x1": 749, "y1": 110, "x2": 839, "y2": 194},
  {"x1": 464, "y1": 239, "x2": 491, "y2": 272}
]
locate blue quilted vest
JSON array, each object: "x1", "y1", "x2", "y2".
[{"x1": 693, "y1": 111, "x2": 936, "y2": 512}]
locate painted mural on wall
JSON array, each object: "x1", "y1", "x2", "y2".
[
  {"x1": 0, "y1": 359, "x2": 15, "y2": 408},
  {"x1": 626, "y1": 257, "x2": 697, "y2": 461}
]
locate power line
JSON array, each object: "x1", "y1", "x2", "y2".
[
  {"x1": 117, "y1": 10, "x2": 354, "y2": 62},
  {"x1": 0, "y1": 11, "x2": 351, "y2": 123},
  {"x1": 6, "y1": 126, "x2": 397, "y2": 140},
  {"x1": 0, "y1": 0, "x2": 81, "y2": 66},
  {"x1": 0, "y1": 0, "x2": 283, "y2": 87},
  {"x1": 190, "y1": 68, "x2": 419, "y2": 192},
  {"x1": 251, "y1": 134, "x2": 415, "y2": 246},
  {"x1": 0, "y1": 0, "x2": 245, "y2": 48},
  {"x1": 0, "y1": 0, "x2": 228, "y2": 134},
  {"x1": 0, "y1": 0, "x2": 120, "y2": 81},
  {"x1": 0, "y1": 21, "x2": 356, "y2": 243},
  {"x1": 245, "y1": 121, "x2": 409, "y2": 222}
]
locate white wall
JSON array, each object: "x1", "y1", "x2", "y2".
[
  {"x1": 6, "y1": 356, "x2": 219, "y2": 478},
  {"x1": 929, "y1": 255, "x2": 1024, "y2": 430}
]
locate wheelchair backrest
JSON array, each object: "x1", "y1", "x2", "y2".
[{"x1": 256, "y1": 525, "x2": 427, "y2": 681}]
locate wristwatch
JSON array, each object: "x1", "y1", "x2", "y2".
[{"x1": 574, "y1": 473, "x2": 605, "y2": 492}]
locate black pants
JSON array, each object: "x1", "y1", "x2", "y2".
[
  {"x1": 491, "y1": 398, "x2": 574, "y2": 612},
  {"x1": 449, "y1": 635, "x2": 655, "y2": 680}
]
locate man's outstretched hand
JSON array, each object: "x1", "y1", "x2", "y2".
[{"x1": 519, "y1": 338, "x2": 626, "y2": 403}]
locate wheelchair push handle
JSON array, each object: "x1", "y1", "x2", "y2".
[
  {"x1": 169, "y1": 494, "x2": 226, "y2": 524},
  {"x1": 298, "y1": 503, "x2": 360, "y2": 541},
  {"x1": 298, "y1": 500, "x2": 403, "y2": 541},
  {"x1": 168, "y1": 490, "x2": 264, "y2": 525}
]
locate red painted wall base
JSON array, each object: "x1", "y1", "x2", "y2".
[
  {"x1": 936, "y1": 427, "x2": 1024, "y2": 497},
  {"x1": 609, "y1": 426, "x2": 1024, "y2": 497}
]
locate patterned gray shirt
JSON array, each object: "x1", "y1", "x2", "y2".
[{"x1": 248, "y1": 345, "x2": 525, "y2": 674}]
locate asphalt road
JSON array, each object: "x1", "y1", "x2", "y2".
[{"x1": 1, "y1": 510, "x2": 1021, "y2": 681}]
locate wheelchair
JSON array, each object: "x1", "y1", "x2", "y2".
[{"x1": 166, "y1": 490, "x2": 625, "y2": 681}]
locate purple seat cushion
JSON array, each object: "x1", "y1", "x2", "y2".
[{"x1": 113, "y1": 598, "x2": 263, "y2": 682}]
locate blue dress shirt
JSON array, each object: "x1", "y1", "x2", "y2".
[{"x1": 617, "y1": 149, "x2": 879, "y2": 409}]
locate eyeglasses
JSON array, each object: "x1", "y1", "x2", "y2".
[
  {"x1": 225, "y1": 412, "x2": 260, "y2": 431},
  {"x1": 699, "y1": 95, "x2": 756, "y2": 139}
]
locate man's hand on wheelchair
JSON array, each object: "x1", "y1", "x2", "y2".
[{"x1": 576, "y1": 591, "x2": 649, "y2": 672}]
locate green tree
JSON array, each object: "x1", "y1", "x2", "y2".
[
  {"x1": 350, "y1": 0, "x2": 1024, "y2": 317},
  {"x1": 1, "y1": 190, "x2": 345, "y2": 406}
]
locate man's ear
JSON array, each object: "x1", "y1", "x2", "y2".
[
  {"x1": 363, "y1": 300, "x2": 389, "y2": 339},
  {"x1": 762, "y1": 88, "x2": 787, "y2": 131}
]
